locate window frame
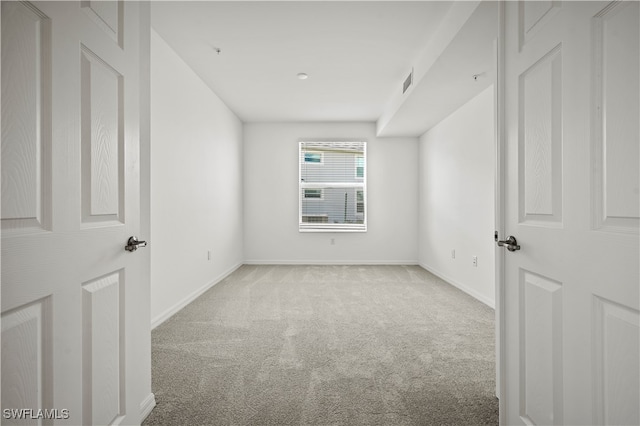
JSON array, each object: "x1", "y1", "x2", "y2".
[{"x1": 299, "y1": 141, "x2": 367, "y2": 232}]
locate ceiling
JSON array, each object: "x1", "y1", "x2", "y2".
[
  {"x1": 151, "y1": 1, "x2": 498, "y2": 136},
  {"x1": 151, "y1": 1, "x2": 453, "y2": 123},
  {"x1": 377, "y1": 1, "x2": 498, "y2": 136}
]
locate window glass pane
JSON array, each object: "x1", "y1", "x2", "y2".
[
  {"x1": 300, "y1": 141, "x2": 366, "y2": 231},
  {"x1": 304, "y1": 152, "x2": 322, "y2": 163},
  {"x1": 301, "y1": 187, "x2": 364, "y2": 224},
  {"x1": 356, "y1": 156, "x2": 364, "y2": 178},
  {"x1": 304, "y1": 189, "x2": 322, "y2": 199}
]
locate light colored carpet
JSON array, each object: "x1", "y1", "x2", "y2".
[{"x1": 143, "y1": 265, "x2": 498, "y2": 425}]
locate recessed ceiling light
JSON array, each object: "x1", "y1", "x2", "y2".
[{"x1": 297, "y1": 73, "x2": 308, "y2": 80}]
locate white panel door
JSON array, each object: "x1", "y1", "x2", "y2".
[
  {"x1": 501, "y1": 1, "x2": 639, "y2": 425},
  {"x1": 1, "y1": 2, "x2": 149, "y2": 424}
]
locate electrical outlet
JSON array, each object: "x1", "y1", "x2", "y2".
[
  {"x1": 472, "y1": 256, "x2": 478, "y2": 267},
  {"x1": 451, "y1": 249, "x2": 455, "y2": 259},
  {"x1": 207, "y1": 250, "x2": 212, "y2": 261},
  {"x1": 330, "y1": 238, "x2": 335, "y2": 245}
]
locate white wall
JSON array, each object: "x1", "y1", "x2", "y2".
[
  {"x1": 418, "y1": 86, "x2": 495, "y2": 307},
  {"x1": 244, "y1": 122, "x2": 418, "y2": 264},
  {"x1": 150, "y1": 29, "x2": 244, "y2": 327}
]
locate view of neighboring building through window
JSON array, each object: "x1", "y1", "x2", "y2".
[
  {"x1": 304, "y1": 152, "x2": 323, "y2": 164},
  {"x1": 304, "y1": 189, "x2": 323, "y2": 199},
  {"x1": 299, "y1": 141, "x2": 366, "y2": 231},
  {"x1": 356, "y1": 156, "x2": 364, "y2": 178}
]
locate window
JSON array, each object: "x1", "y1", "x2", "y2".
[
  {"x1": 299, "y1": 141, "x2": 366, "y2": 232},
  {"x1": 304, "y1": 152, "x2": 323, "y2": 164},
  {"x1": 304, "y1": 189, "x2": 323, "y2": 199},
  {"x1": 356, "y1": 156, "x2": 364, "y2": 178}
]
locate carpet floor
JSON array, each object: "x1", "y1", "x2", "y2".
[{"x1": 143, "y1": 265, "x2": 498, "y2": 425}]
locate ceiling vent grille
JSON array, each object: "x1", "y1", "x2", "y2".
[{"x1": 402, "y1": 69, "x2": 413, "y2": 94}]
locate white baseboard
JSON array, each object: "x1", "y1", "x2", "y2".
[
  {"x1": 419, "y1": 262, "x2": 495, "y2": 309},
  {"x1": 139, "y1": 393, "x2": 156, "y2": 422},
  {"x1": 151, "y1": 262, "x2": 242, "y2": 329},
  {"x1": 243, "y1": 259, "x2": 419, "y2": 265}
]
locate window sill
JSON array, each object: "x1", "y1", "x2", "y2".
[{"x1": 299, "y1": 227, "x2": 367, "y2": 233}]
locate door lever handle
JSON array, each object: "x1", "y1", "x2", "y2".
[
  {"x1": 497, "y1": 235, "x2": 520, "y2": 252},
  {"x1": 125, "y1": 236, "x2": 147, "y2": 252}
]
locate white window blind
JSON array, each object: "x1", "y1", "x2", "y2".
[{"x1": 299, "y1": 141, "x2": 367, "y2": 232}]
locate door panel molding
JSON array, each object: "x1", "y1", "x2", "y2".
[
  {"x1": 592, "y1": 295, "x2": 640, "y2": 425},
  {"x1": 518, "y1": 44, "x2": 563, "y2": 226},
  {"x1": 82, "y1": 270, "x2": 126, "y2": 426},
  {"x1": 1, "y1": 297, "x2": 53, "y2": 418},
  {"x1": 519, "y1": 0, "x2": 562, "y2": 51},
  {"x1": 80, "y1": 44, "x2": 125, "y2": 228},
  {"x1": 590, "y1": 0, "x2": 640, "y2": 234},
  {"x1": 519, "y1": 269, "x2": 563, "y2": 425},
  {"x1": 80, "y1": 0, "x2": 123, "y2": 48},
  {"x1": 1, "y1": 1, "x2": 52, "y2": 234}
]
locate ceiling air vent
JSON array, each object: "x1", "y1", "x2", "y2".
[{"x1": 402, "y1": 69, "x2": 413, "y2": 94}]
